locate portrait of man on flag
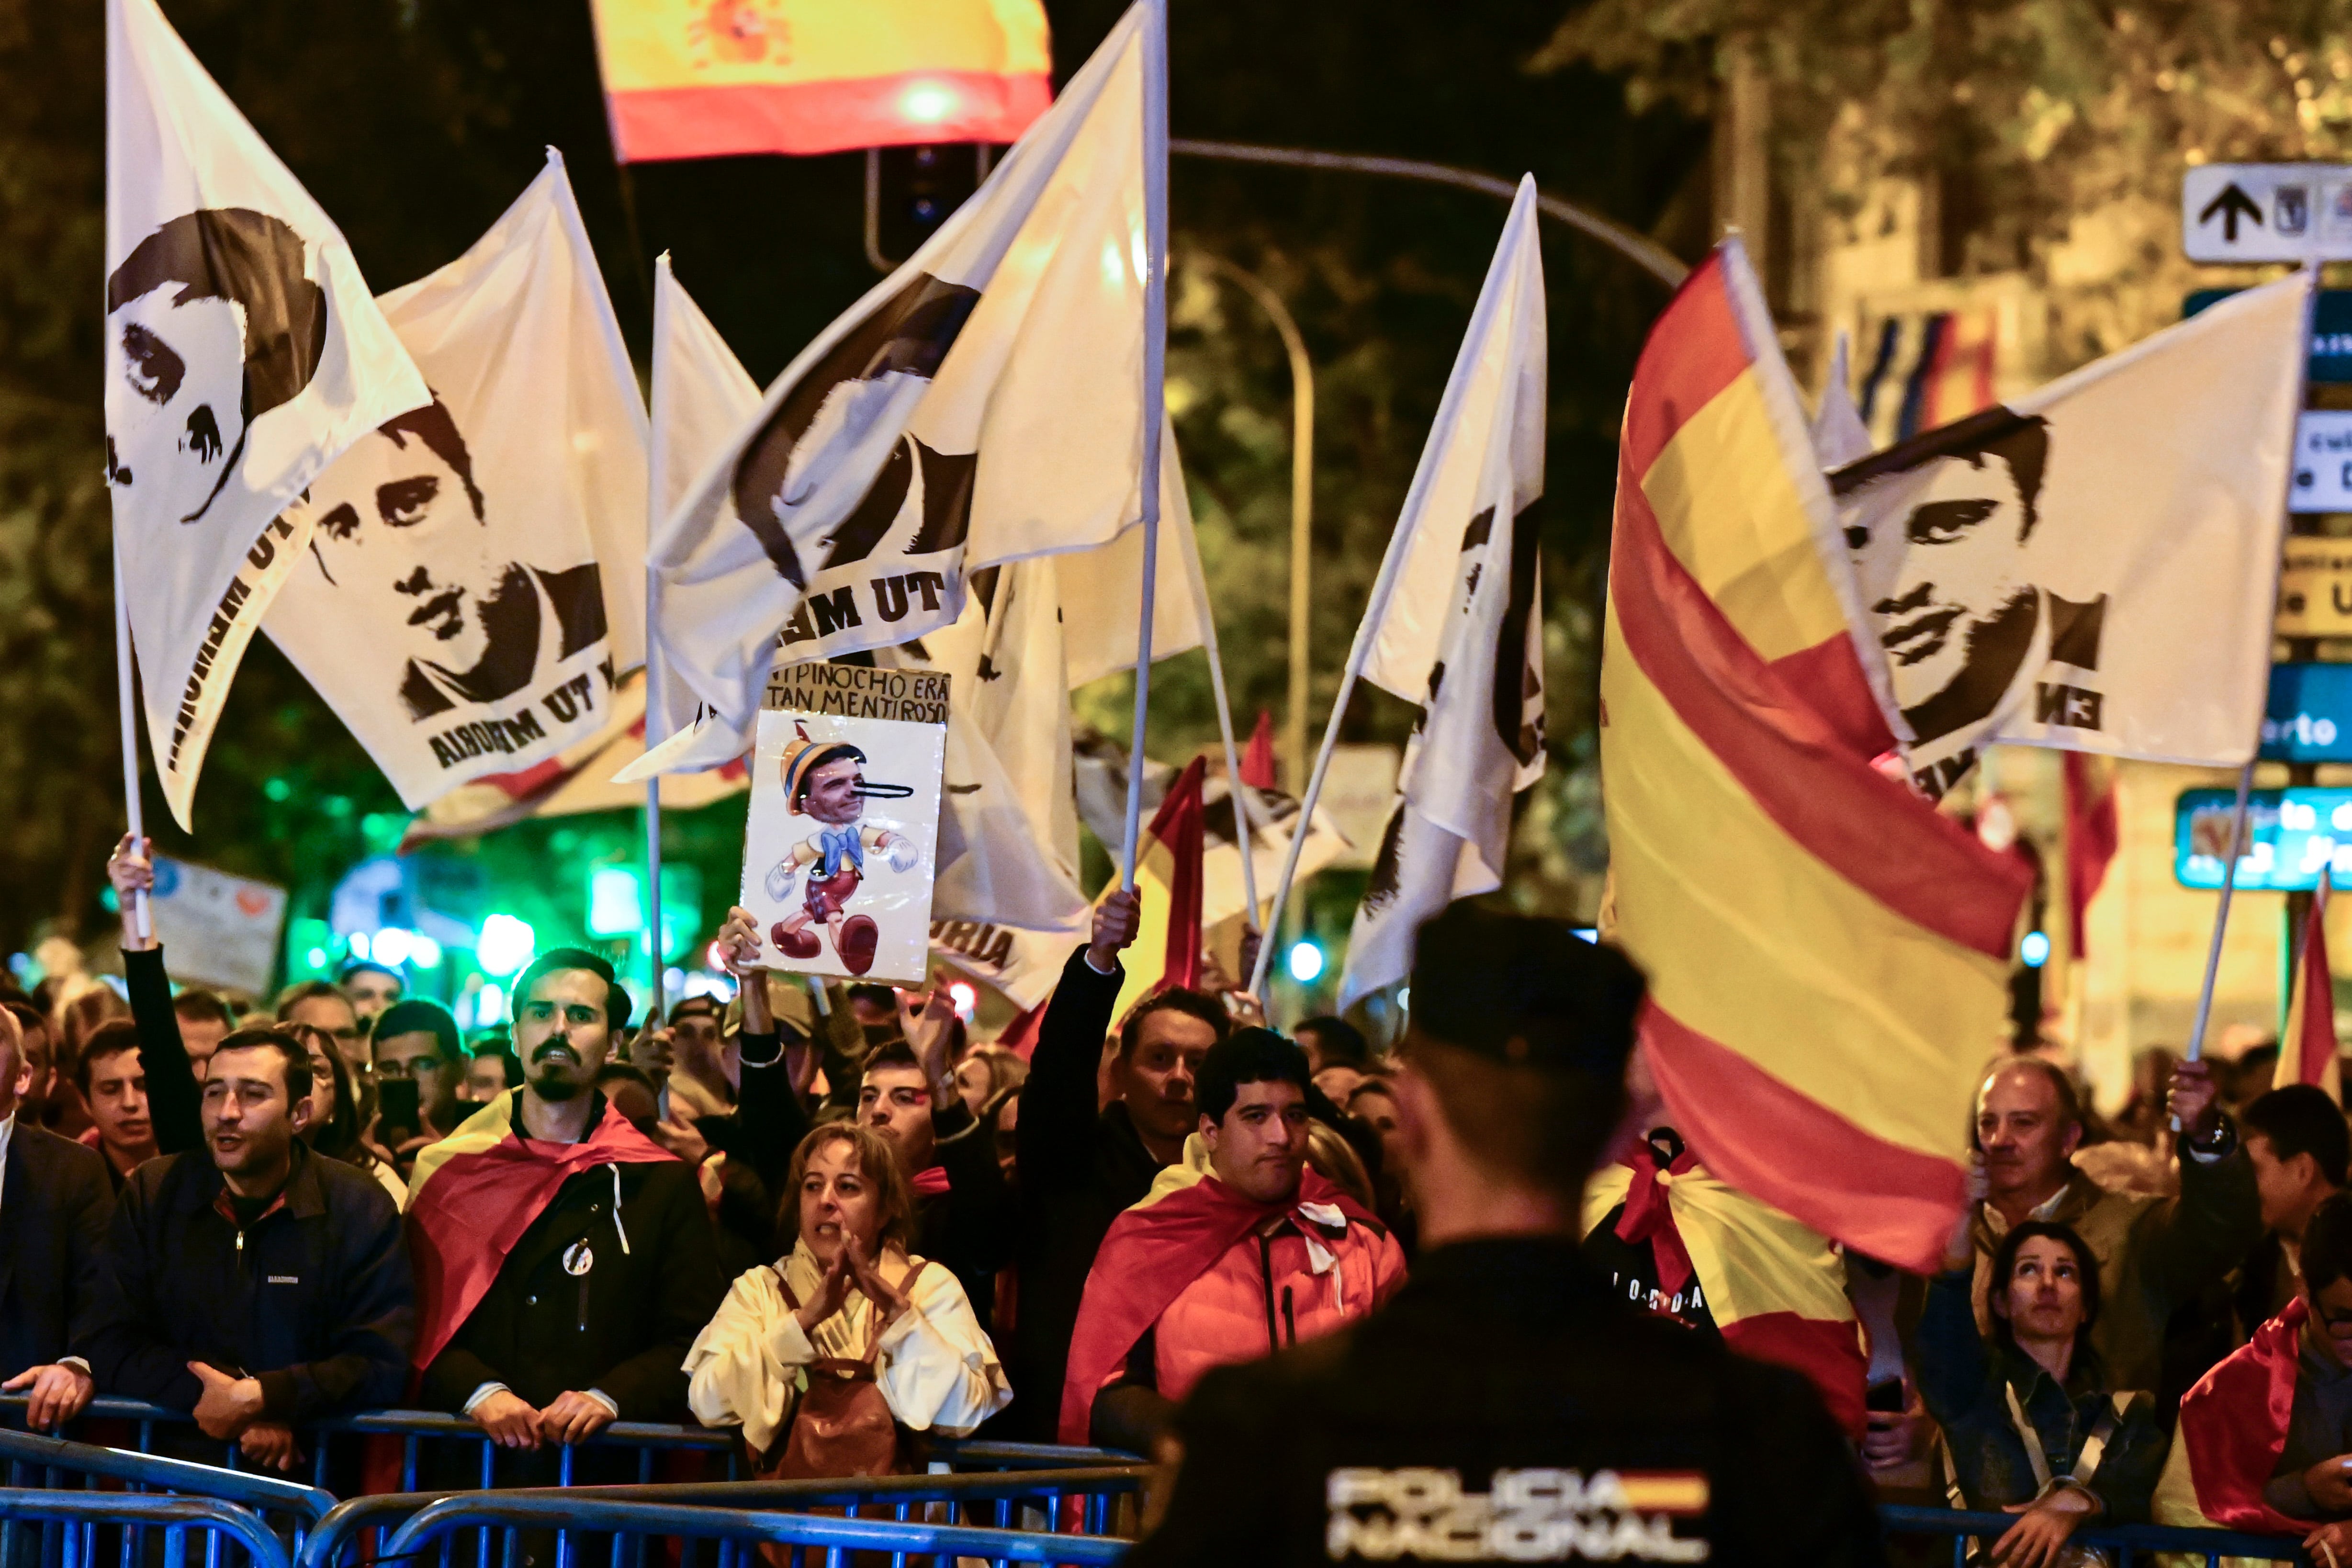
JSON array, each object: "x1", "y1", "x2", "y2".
[
  {"x1": 104, "y1": 208, "x2": 328, "y2": 530},
  {"x1": 296, "y1": 395, "x2": 609, "y2": 723}
]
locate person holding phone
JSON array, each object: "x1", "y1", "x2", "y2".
[{"x1": 369, "y1": 999, "x2": 466, "y2": 1171}]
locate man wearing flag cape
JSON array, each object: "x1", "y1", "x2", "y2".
[{"x1": 406, "y1": 948, "x2": 721, "y2": 1473}]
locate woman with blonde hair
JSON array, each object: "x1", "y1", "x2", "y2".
[{"x1": 684, "y1": 1122, "x2": 1009, "y2": 1476}]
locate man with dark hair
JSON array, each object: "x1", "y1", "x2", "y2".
[
  {"x1": 1295, "y1": 1015, "x2": 1371, "y2": 1075},
  {"x1": 1009, "y1": 889, "x2": 1233, "y2": 1437},
  {"x1": 169, "y1": 989, "x2": 235, "y2": 1072},
  {"x1": 276, "y1": 979, "x2": 368, "y2": 1072},
  {"x1": 407, "y1": 946, "x2": 720, "y2": 1468},
  {"x1": 372, "y1": 998, "x2": 466, "y2": 1144},
  {"x1": 5, "y1": 1001, "x2": 56, "y2": 1128},
  {"x1": 339, "y1": 960, "x2": 404, "y2": 1024},
  {"x1": 103, "y1": 208, "x2": 326, "y2": 530},
  {"x1": 75, "y1": 1021, "x2": 156, "y2": 1192},
  {"x1": 2236, "y1": 1084, "x2": 2351, "y2": 1333},
  {"x1": 0, "y1": 1006, "x2": 112, "y2": 1430},
  {"x1": 75, "y1": 1028, "x2": 412, "y2": 1470},
  {"x1": 461, "y1": 1043, "x2": 524, "y2": 1104},
  {"x1": 1831, "y1": 405, "x2": 2096, "y2": 760},
  {"x1": 1065, "y1": 1027, "x2": 1403, "y2": 1454},
  {"x1": 1968, "y1": 1055, "x2": 2258, "y2": 1395},
  {"x1": 1130, "y1": 902, "x2": 1883, "y2": 1567},
  {"x1": 298, "y1": 395, "x2": 607, "y2": 722}
]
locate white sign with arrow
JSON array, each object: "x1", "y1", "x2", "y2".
[{"x1": 2184, "y1": 164, "x2": 2352, "y2": 262}]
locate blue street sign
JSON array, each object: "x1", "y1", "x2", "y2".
[
  {"x1": 2262, "y1": 662, "x2": 2352, "y2": 762},
  {"x1": 2186, "y1": 289, "x2": 2352, "y2": 381},
  {"x1": 2175, "y1": 787, "x2": 2352, "y2": 890}
]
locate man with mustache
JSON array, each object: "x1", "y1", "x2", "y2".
[{"x1": 407, "y1": 948, "x2": 720, "y2": 1482}]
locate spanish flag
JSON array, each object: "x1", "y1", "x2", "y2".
[
  {"x1": 2153, "y1": 1297, "x2": 2308, "y2": 1536},
  {"x1": 589, "y1": 0, "x2": 1052, "y2": 163},
  {"x1": 405, "y1": 1089, "x2": 675, "y2": 1368},
  {"x1": 2275, "y1": 871, "x2": 2341, "y2": 1104},
  {"x1": 1600, "y1": 241, "x2": 2032, "y2": 1275},
  {"x1": 1585, "y1": 1151, "x2": 1867, "y2": 1438}
]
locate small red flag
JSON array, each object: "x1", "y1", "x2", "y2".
[
  {"x1": 1150, "y1": 757, "x2": 1208, "y2": 994},
  {"x1": 2063, "y1": 752, "x2": 2117, "y2": 960},
  {"x1": 1239, "y1": 710, "x2": 1278, "y2": 790}
]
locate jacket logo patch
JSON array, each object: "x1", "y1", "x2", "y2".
[
  {"x1": 563, "y1": 1240, "x2": 595, "y2": 1277},
  {"x1": 267, "y1": 1275, "x2": 299, "y2": 1284},
  {"x1": 1325, "y1": 1467, "x2": 1710, "y2": 1562}
]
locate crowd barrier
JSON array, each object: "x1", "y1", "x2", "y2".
[
  {"x1": 0, "y1": 1489, "x2": 293, "y2": 1568},
  {"x1": 1879, "y1": 1503, "x2": 2308, "y2": 1567}
]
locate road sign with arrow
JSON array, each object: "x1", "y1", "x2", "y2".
[{"x1": 2184, "y1": 164, "x2": 2352, "y2": 262}]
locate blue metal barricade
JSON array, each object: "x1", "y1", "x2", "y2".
[
  {"x1": 0, "y1": 1489, "x2": 294, "y2": 1568},
  {"x1": 0, "y1": 1425, "x2": 334, "y2": 1568},
  {"x1": 298, "y1": 1468, "x2": 1150, "y2": 1568},
  {"x1": 1879, "y1": 1503, "x2": 2310, "y2": 1566},
  {"x1": 380, "y1": 1493, "x2": 1131, "y2": 1568}
]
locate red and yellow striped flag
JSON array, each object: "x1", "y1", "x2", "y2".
[{"x1": 1600, "y1": 241, "x2": 2032, "y2": 1274}]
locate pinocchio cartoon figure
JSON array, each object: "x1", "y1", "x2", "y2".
[{"x1": 762, "y1": 722, "x2": 919, "y2": 975}]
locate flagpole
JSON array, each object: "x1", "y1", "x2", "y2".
[
  {"x1": 2185, "y1": 258, "x2": 2321, "y2": 1062},
  {"x1": 112, "y1": 542, "x2": 151, "y2": 943},
  {"x1": 1119, "y1": 0, "x2": 1170, "y2": 892},
  {"x1": 1177, "y1": 518, "x2": 1260, "y2": 928},
  {"x1": 644, "y1": 252, "x2": 674, "y2": 1027}
]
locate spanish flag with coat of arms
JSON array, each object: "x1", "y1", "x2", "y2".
[{"x1": 1599, "y1": 240, "x2": 2032, "y2": 1275}]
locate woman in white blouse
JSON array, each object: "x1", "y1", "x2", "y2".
[{"x1": 684, "y1": 1122, "x2": 1011, "y2": 1462}]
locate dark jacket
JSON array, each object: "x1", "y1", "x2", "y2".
[
  {"x1": 0, "y1": 1120, "x2": 114, "y2": 1380},
  {"x1": 1010, "y1": 945, "x2": 1164, "y2": 1438},
  {"x1": 418, "y1": 1122, "x2": 721, "y2": 1421},
  {"x1": 1916, "y1": 1269, "x2": 2165, "y2": 1520},
  {"x1": 74, "y1": 1141, "x2": 413, "y2": 1421},
  {"x1": 1130, "y1": 1239, "x2": 1883, "y2": 1568},
  {"x1": 121, "y1": 946, "x2": 203, "y2": 1156}
]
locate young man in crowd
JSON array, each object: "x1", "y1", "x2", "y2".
[
  {"x1": 371, "y1": 998, "x2": 467, "y2": 1148},
  {"x1": 1065, "y1": 1027, "x2": 1405, "y2": 1455},
  {"x1": 339, "y1": 960, "x2": 404, "y2": 1025},
  {"x1": 171, "y1": 990, "x2": 234, "y2": 1073},
  {"x1": 0, "y1": 1005, "x2": 111, "y2": 1430},
  {"x1": 1969, "y1": 1055, "x2": 2259, "y2": 1395},
  {"x1": 657, "y1": 994, "x2": 736, "y2": 1118},
  {"x1": 460, "y1": 1044, "x2": 522, "y2": 1105},
  {"x1": 276, "y1": 980, "x2": 369, "y2": 1074},
  {"x1": 76, "y1": 1020, "x2": 156, "y2": 1191},
  {"x1": 2236, "y1": 1084, "x2": 2349, "y2": 1333},
  {"x1": 1011, "y1": 888, "x2": 1230, "y2": 1438},
  {"x1": 1129, "y1": 901, "x2": 1882, "y2": 1566},
  {"x1": 407, "y1": 948, "x2": 720, "y2": 1472},
  {"x1": 73, "y1": 1028, "x2": 413, "y2": 1469}
]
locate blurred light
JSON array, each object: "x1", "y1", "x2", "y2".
[
  {"x1": 1286, "y1": 940, "x2": 1325, "y2": 984},
  {"x1": 348, "y1": 931, "x2": 371, "y2": 961},
  {"x1": 1571, "y1": 927, "x2": 1599, "y2": 944},
  {"x1": 684, "y1": 971, "x2": 735, "y2": 1002},
  {"x1": 373, "y1": 928, "x2": 412, "y2": 966},
  {"x1": 899, "y1": 82, "x2": 957, "y2": 124},
  {"x1": 588, "y1": 867, "x2": 645, "y2": 937},
  {"x1": 263, "y1": 777, "x2": 292, "y2": 802},
  {"x1": 305, "y1": 947, "x2": 328, "y2": 970},
  {"x1": 476, "y1": 982, "x2": 507, "y2": 1025},
  {"x1": 477, "y1": 914, "x2": 536, "y2": 978},
  {"x1": 706, "y1": 940, "x2": 729, "y2": 972},
  {"x1": 947, "y1": 981, "x2": 977, "y2": 1020},
  {"x1": 664, "y1": 967, "x2": 687, "y2": 993},
  {"x1": 2020, "y1": 930, "x2": 2051, "y2": 969},
  {"x1": 408, "y1": 934, "x2": 443, "y2": 970},
  {"x1": 1398, "y1": 985, "x2": 1410, "y2": 1012}
]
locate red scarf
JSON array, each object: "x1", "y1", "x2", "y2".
[
  {"x1": 1058, "y1": 1168, "x2": 1370, "y2": 1445},
  {"x1": 2178, "y1": 1297, "x2": 2309, "y2": 1534},
  {"x1": 405, "y1": 1094, "x2": 675, "y2": 1370},
  {"x1": 1612, "y1": 1140, "x2": 1699, "y2": 1296},
  {"x1": 911, "y1": 1163, "x2": 951, "y2": 1197}
]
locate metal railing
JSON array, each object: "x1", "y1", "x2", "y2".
[
  {"x1": 0, "y1": 1424, "x2": 336, "y2": 1568},
  {"x1": 0, "y1": 1489, "x2": 294, "y2": 1568},
  {"x1": 1879, "y1": 1503, "x2": 2309, "y2": 1566},
  {"x1": 299, "y1": 1468, "x2": 1149, "y2": 1568},
  {"x1": 379, "y1": 1493, "x2": 1131, "y2": 1568}
]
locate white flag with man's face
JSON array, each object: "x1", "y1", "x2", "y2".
[
  {"x1": 262, "y1": 154, "x2": 648, "y2": 809},
  {"x1": 629, "y1": 1, "x2": 1162, "y2": 780},
  {"x1": 1832, "y1": 273, "x2": 2309, "y2": 797},
  {"x1": 107, "y1": 0, "x2": 429, "y2": 828},
  {"x1": 1338, "y1": 180, "x2": 1547, "y2": 1009}
]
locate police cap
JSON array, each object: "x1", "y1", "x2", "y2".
[{"x1": 1407, "y1": 901, "x2": 1645, "y2": 1075}]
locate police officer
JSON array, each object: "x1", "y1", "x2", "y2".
[{"x1": 1127, "y1": 902, "x2": 1884, "y2": 1566}]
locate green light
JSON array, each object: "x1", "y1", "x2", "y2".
[
  {"x1": 587, "y1": 867, "x2": 643, "y2": 937},
  {"x1": 477, "y1": 914, "x2": 537, "y2": 977},
  {"x1": 263, "y1": 777, "x2": 292, "y2": 802}
]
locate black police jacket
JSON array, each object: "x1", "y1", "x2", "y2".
[
  {"x1": 74, "y1": 1140, "x2": 414, "y2": 1421},
  {"x1": 1129, "y1": 1237, "x2": 1885, "y2": 1568},
  {"x1": 419, "y1": 1130, "x2": 721, "y2": 1420}
]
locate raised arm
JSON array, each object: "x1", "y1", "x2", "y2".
[
  {"x1": 1018, "y1": 891, "x2": 1140, "y2": 1193},
  {"x1": 109, "y1": 837, "x2": 202, "y2": 1156},
  {"x1": 2143, "y1": 1060, "x2": 2263, "y2": 1305},
  {"x1": 712, "y1": 908, "x2": 810, "y2": 1197}
]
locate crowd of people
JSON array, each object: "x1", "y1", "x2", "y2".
[{"x1": 11, "y1": 833, "x2": 2352, "y2": 1562}]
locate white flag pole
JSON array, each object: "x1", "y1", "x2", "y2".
[
  {"x1": 1177, "y1": 519, "x2": 1260, "y2": 926},
  {"x1": 1119, "y1": 0, "x2": 1170, "y2": 891},
  {"x1": 2184, "y1": 258, "x2": 2320, "y2": 1063},
  {"x1": 1246, "y1": 212, "x2": 1524, "y2": 999},
  {"x1": 112, "y1": 542, "x2": 151, "y2": 943},
  {"x1": 644, "y1": 252, "x2": 674, "y2": 1026}
]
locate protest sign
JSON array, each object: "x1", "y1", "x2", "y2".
[
  {"x1": 146, "y1": 855, "x2": 287, "y2": 995},
  {"x1": 740, "y1": 662, "x2": 949, "y2": 983}
]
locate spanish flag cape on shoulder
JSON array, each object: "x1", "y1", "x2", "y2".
[
  {"x1": 1057, "y1": 1137, "x2": 1373, "y2": 1445},
  {"x1": 1585, "y1": 1145, "x2": 1867, "y2": 1438},
  {"x1": 2154, "y1": 1298, "x2": 2308, "y2": 1535},
  {"x1": 1599, "y1": 239, "x2": 2032, "y2": 1274},
  {"x1": 405, "y1": 1088, "x2": 674, "y2": 1368}
]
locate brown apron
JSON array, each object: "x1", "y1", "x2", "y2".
[{"x1": 752, "y1": 1259, "x2": 936, "y2": 1482}]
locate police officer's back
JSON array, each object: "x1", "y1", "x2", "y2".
[{"x1": 1128, "y1": 904, "x2": 1883, "y2": 1567}]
